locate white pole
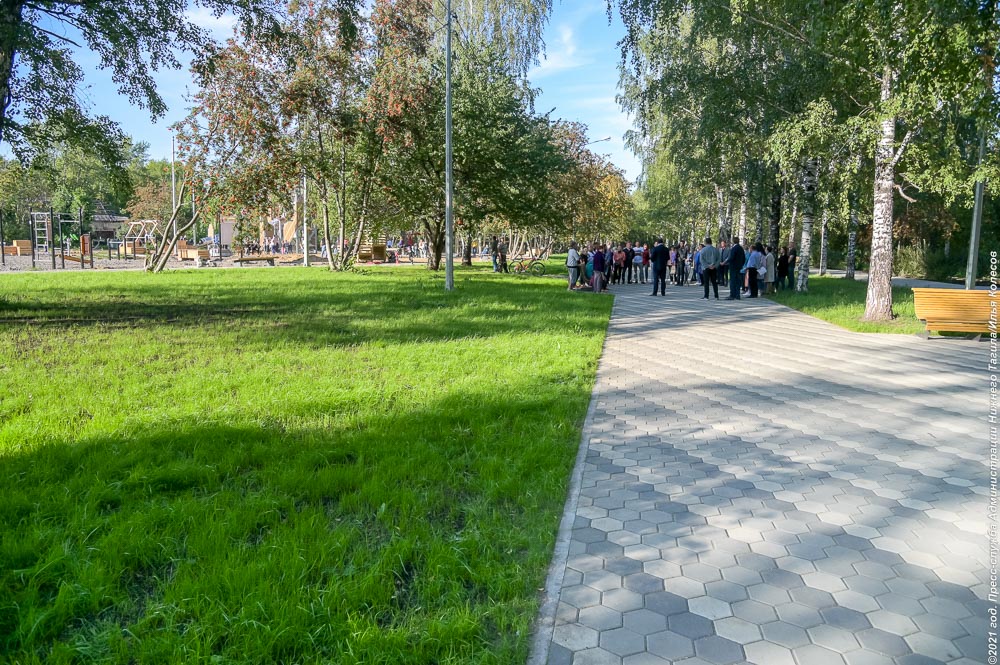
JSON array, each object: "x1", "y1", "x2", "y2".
[
  {"x1": 444, "y1": 0, "x2": 455, "y2": 290},
  {"x1": 171, "y1": 134, "x2": 178, "y2": 256},
  {"x1": 302, "y1": 173, "x2": 310, "y2": 267},
  {"x1": 965, "y1": 130, "x2": 985, "y2": 290}
]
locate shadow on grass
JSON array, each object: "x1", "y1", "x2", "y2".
[
  {"x1": 0, "y1": 270, "x2": 609, "y2": 349},
  {"x1": 0, "y1": 386, "x2": 585, "y2": 664}
]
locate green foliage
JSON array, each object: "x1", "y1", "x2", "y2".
[{"x1": 0, "y1": 267, "x2": 611, "y2": 664}]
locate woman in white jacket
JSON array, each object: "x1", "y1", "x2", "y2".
[{"x1": 765, "y1": 246, "x2": 777, "y2": 294}]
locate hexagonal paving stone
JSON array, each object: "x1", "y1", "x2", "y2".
[
  {"x1": 808, "y1": 624, "x2": 862, "y2": 652},
  {"x1": 721, "y1": 619, "x2": 768, "y2": 647},
  {"x1": 732, "y1": 599, "x2": 779, "y2": 624},
  {"x1": 624, "y1": 572, "x2": 665, "y2": 594},
  {"x1": 775, "y1": 602, "x2": 823, "y2": 629},
  {"x1": 689, "y1": 596, "x2": 733, "y2": 620},
  {"x1": 584, "y1": 570, "x2": 623, "y2": 593},
  {"x1": 600, "y1": 627, "x2": 646, "y2": 657},
  {"x1": 643, "y1": 559, "x2": 681, "y2": 580},
  {"x1": 579, "y1": 605, "x2": 624, "y2": 631},
  {"x1": 857, "y1": 628, "x2": 912, "y2": 657},
  {"x1": 792, "y1": 644, "x2": 849, "y2": 665},
  {"x1": 705, "y1": 580, "x2": 750, "y2": 603},
  {"x1": 904, "y1": 631, "x2": 964, "y2": 661},
  {"x1": 747, "y1": 583, "x2": 791, "y2": 605},
  {"x1": 604, "y1": 587, "x2": 645, "y2": 612},
  {"x1": 623, "y1": 608, "x2": 668, "y2": 635},
  {"x1": 664, "y1": 576, "x2": 707, "y2": 599},
  {"x1": 622, "y1": 653, "x2": 670, "y2": 665},
  {"x1": 820, "y1": 606, "x2": 871, "y2": 632},
  {"x1": 574, "y1": 646, "x2": 624, "y2": 665},
  {"x1": 744, "y1": 640, "x2": 796, "y2": 665},
  {"x1": 761, "y1": 621, "x2": 810, "y2": 649},
  {"x1": 562, "y1": 584, "x2": 603, "y2": 609},
  {"x1": 647, "y1": 629, "x2": 695, "y2": 660},
  {"x1": 694, "y1": 635, "x2": 745, "y2": 665},
  {"x1": 645, "y1": 591, "x2": 689, "y2": 617},
  {"x1": 789, "y1": 586, "x2": 836, "y2": 609},
  {"x1": 668, "y1": 611, "x2": 715, "y2": 639},
  {"x1": 552, "y1": 623, "x2": 600, "y2": 650}
]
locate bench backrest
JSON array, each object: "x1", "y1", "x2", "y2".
[
  {"x1": 13, "y1": 240, "x2": 31, "y2": 250},
  {"x1": 912, "y1": 288, "x2": 991, "y2": 322}
]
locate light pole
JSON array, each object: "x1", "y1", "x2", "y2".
[{"x1": 444, "y1": 0, "x2": 455, "y2": 291}]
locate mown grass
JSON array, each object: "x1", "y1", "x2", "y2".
[
  {"x1": 767, "y1": 276, "x2": 924, "y2": 334},
  {"x1": 0, "y1": 267, "x2": 612, "y2": 665}
]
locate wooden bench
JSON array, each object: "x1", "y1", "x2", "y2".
[
  {"x1": 179, "y1": 248, "x2": 210, "y2": 261},
  {"x1": 234, "y1": 255, "x2": 276, "y2": 266},
  {"x1": 13, "y1": 240, "x2": 32, "y2": 256},
  {"x1": 912, "y1": 288, "x2": 992, "y2": 337}
]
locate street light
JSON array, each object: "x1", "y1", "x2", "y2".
[{"x1": 586, "y1": 136, "x2": 612, "y2": 147}]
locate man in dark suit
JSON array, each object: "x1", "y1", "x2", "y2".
[
  {"x1": 724, "y1": 238, "x2": 746, "y2": 300},
  {"x1": 649, "y1": 238, "x2": 669, "y2": 296}
]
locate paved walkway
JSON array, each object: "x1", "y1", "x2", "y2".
[{"x1": 531, "y1": 282, "x2": 988, "y2": 665}]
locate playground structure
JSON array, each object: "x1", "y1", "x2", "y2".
[
  {"x1": 120, "y1": 220, "x2": 160, "y2": 259},
  {"x1": 5, "y1": 209, "x2": 96, "y2": 269}
]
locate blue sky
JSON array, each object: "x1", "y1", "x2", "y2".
[
  {"x1": 528, "y1": 1, "x2": 641, "y2": 182},
  {"x1": 16, "y1": 3, "x2": 640, "y2": 182}
]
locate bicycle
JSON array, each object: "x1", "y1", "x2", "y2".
[{"x1": 510, "y1": 255, "x2": 546, "y2": 277}]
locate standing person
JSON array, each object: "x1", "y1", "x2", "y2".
[
  {"x1": 677, "y1": 245, "x2": 688, "y2": 285},
  {"x1": 649, "y1": 238, "x2": 669, "y2": 295},
  {"x1": 787, "y1": 243, "x2": 798, "y2": 290},
  {"x1": 668, "y1": 245, "x2": 677, "y2": 284},
  {"x1": 719, "y1": 240, "x2": 730, "y2": 285},
  {"x1": 765, "y1": 246, "x2": 777, "y2": 294},
  {"x1": 641, "y1": 243, "x2": 651, "y2": 284},
  {"x1": 490, "y1": 235, "x2": 499, "y2": 272},
  {"x1": 777, "y1": 246, "x2": 789, "y2": 290},
  {"x1": 498, "y1": 238, "x2": 509, "y2": 273},
  {"x1": 603, "y1": 244, "x2": 613, "y2": 289},
  {"x1": 693, "y1": 244, "x2": 704, "y2": 286},
  {"x1": 566, "y1": 241, "x2": 581, "y2": 291},
  {"x1": 726, "y1": 238, "x2": 746, "y2": 300},
  {"x1": 746, "y1": 243, "x2": 764, "y2": 298},
  {"x1": 592, "y1": 243, "x2": 606, "y2": 293},
  {"x1": 699, "y1": 237, "x2": 722, "y2": 300},
  {"x1": 634, "y1": 244, "x2": 645, "y2": 284},
  {"x1": 613, "y1": 245, "x2": 626, "y2": 284},
  {"x1": 624, "y1": 242, "x2": 635, "y2": 284}
]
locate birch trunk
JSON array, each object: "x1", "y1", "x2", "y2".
[
  {"x1": 0, "y1": 0, "x2": 22, "y2": 147},
  {"x1": 819, "y1": 210, "x2": 829, "y2": 275},
  {"x1": 863, "y1": 69, "x2": 897, "y2": 321},
  {"x1": 737, "y1": 180, "x2": 748, "y2": 243},
  {"x1": 846, "y1": 187, "x2": 859, "y2": 280},
  {"x1": 768, "y1": 182, "x2": 781, "y2": 250},
  {"x1": 715, "y1": 184, "x2": 725, "y2": 238},
  {"x1": 795, "y1": 158, "x2": 820, "y2": 292},
  {"x1": 321, "y1": 188, "x2": 335, "y2": 270}
]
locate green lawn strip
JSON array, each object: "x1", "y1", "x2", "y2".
[
  {"x1": 0, "y1": 268, "x2": 611, "y2": 665},
  {"x1": 766, "y1": 276, "x2": 924, "y2": 334}
]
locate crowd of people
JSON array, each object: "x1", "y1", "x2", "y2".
[{"x1": 565, "y1": 238, "x2": 798, "y2": 299}]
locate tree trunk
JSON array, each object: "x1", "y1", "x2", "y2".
[
  {"x1": 321, "y1": 188, "x2": 335, "y2": 271},
  {"x1": 737, "y1": 180, "x2": 748, "y2": 243},
  {"x1": 789, "y1": 201, "x2": 799, "y2": 247},
  {"x1": 846, "y1": 187, "x2": 859, "y2": 280},
  {"x1": 768, "y1": 181, "x2": 781, "y2": 250},
  {"x1": 863, "y1": 69, "x2": 897, "y2": 321},
  {"x1": 462, "y1": 231, "x2": 472, "y2": 266},
  {"x1": 0, "y1": 1, "x2": 22, "y2": 147},
  {"x1": 715, "y1": 184, "x2": 725, "y2": 238},
  {"x1": 795, "y1": 158, "x2": 819, "y2": 292},
  {"x1": 819, "y1": 210, "x2": 829, "y2": 275},
  {"x1": 424, "y1": 216, "x2": 445, "y2": 270}
]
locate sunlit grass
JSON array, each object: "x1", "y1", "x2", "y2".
[
  {"x1": 767, "y1": 276, "x2": 924, "y2": 334},
  {"x1": 0, "y1": 267, "x2": 611, "y2": 664}
]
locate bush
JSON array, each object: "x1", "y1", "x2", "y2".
[{"x1": 894, "y1": 244, "x2": 927, "y2": 278}]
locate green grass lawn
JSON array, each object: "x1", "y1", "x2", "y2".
[
  {"x1": 0, "y1": 268, "x2": 612, "y2": 665},
  {"x1": 767, "y1": 275, "x2": 924, "y2": 334}
]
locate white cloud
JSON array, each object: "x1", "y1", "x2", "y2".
[
  {"x1": 185, "y1": 7, "x2": 237, "y2": 41},
  {"x1": 529, "y1": 24, "x2": 589, "y2": 79}
]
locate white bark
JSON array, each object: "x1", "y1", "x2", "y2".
[
  {"x1": 796, "y1": 158, "x2": 819, "y2": 292},
  {"x1": 863, "y1": 68, "x2": 898, "y2": 321},
  {"x1": 819, "y1": 210, "x2": 829, "y2": 275},
  {"x1": 846, "y1": 188, "x2": 859, "y2": 280}
]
